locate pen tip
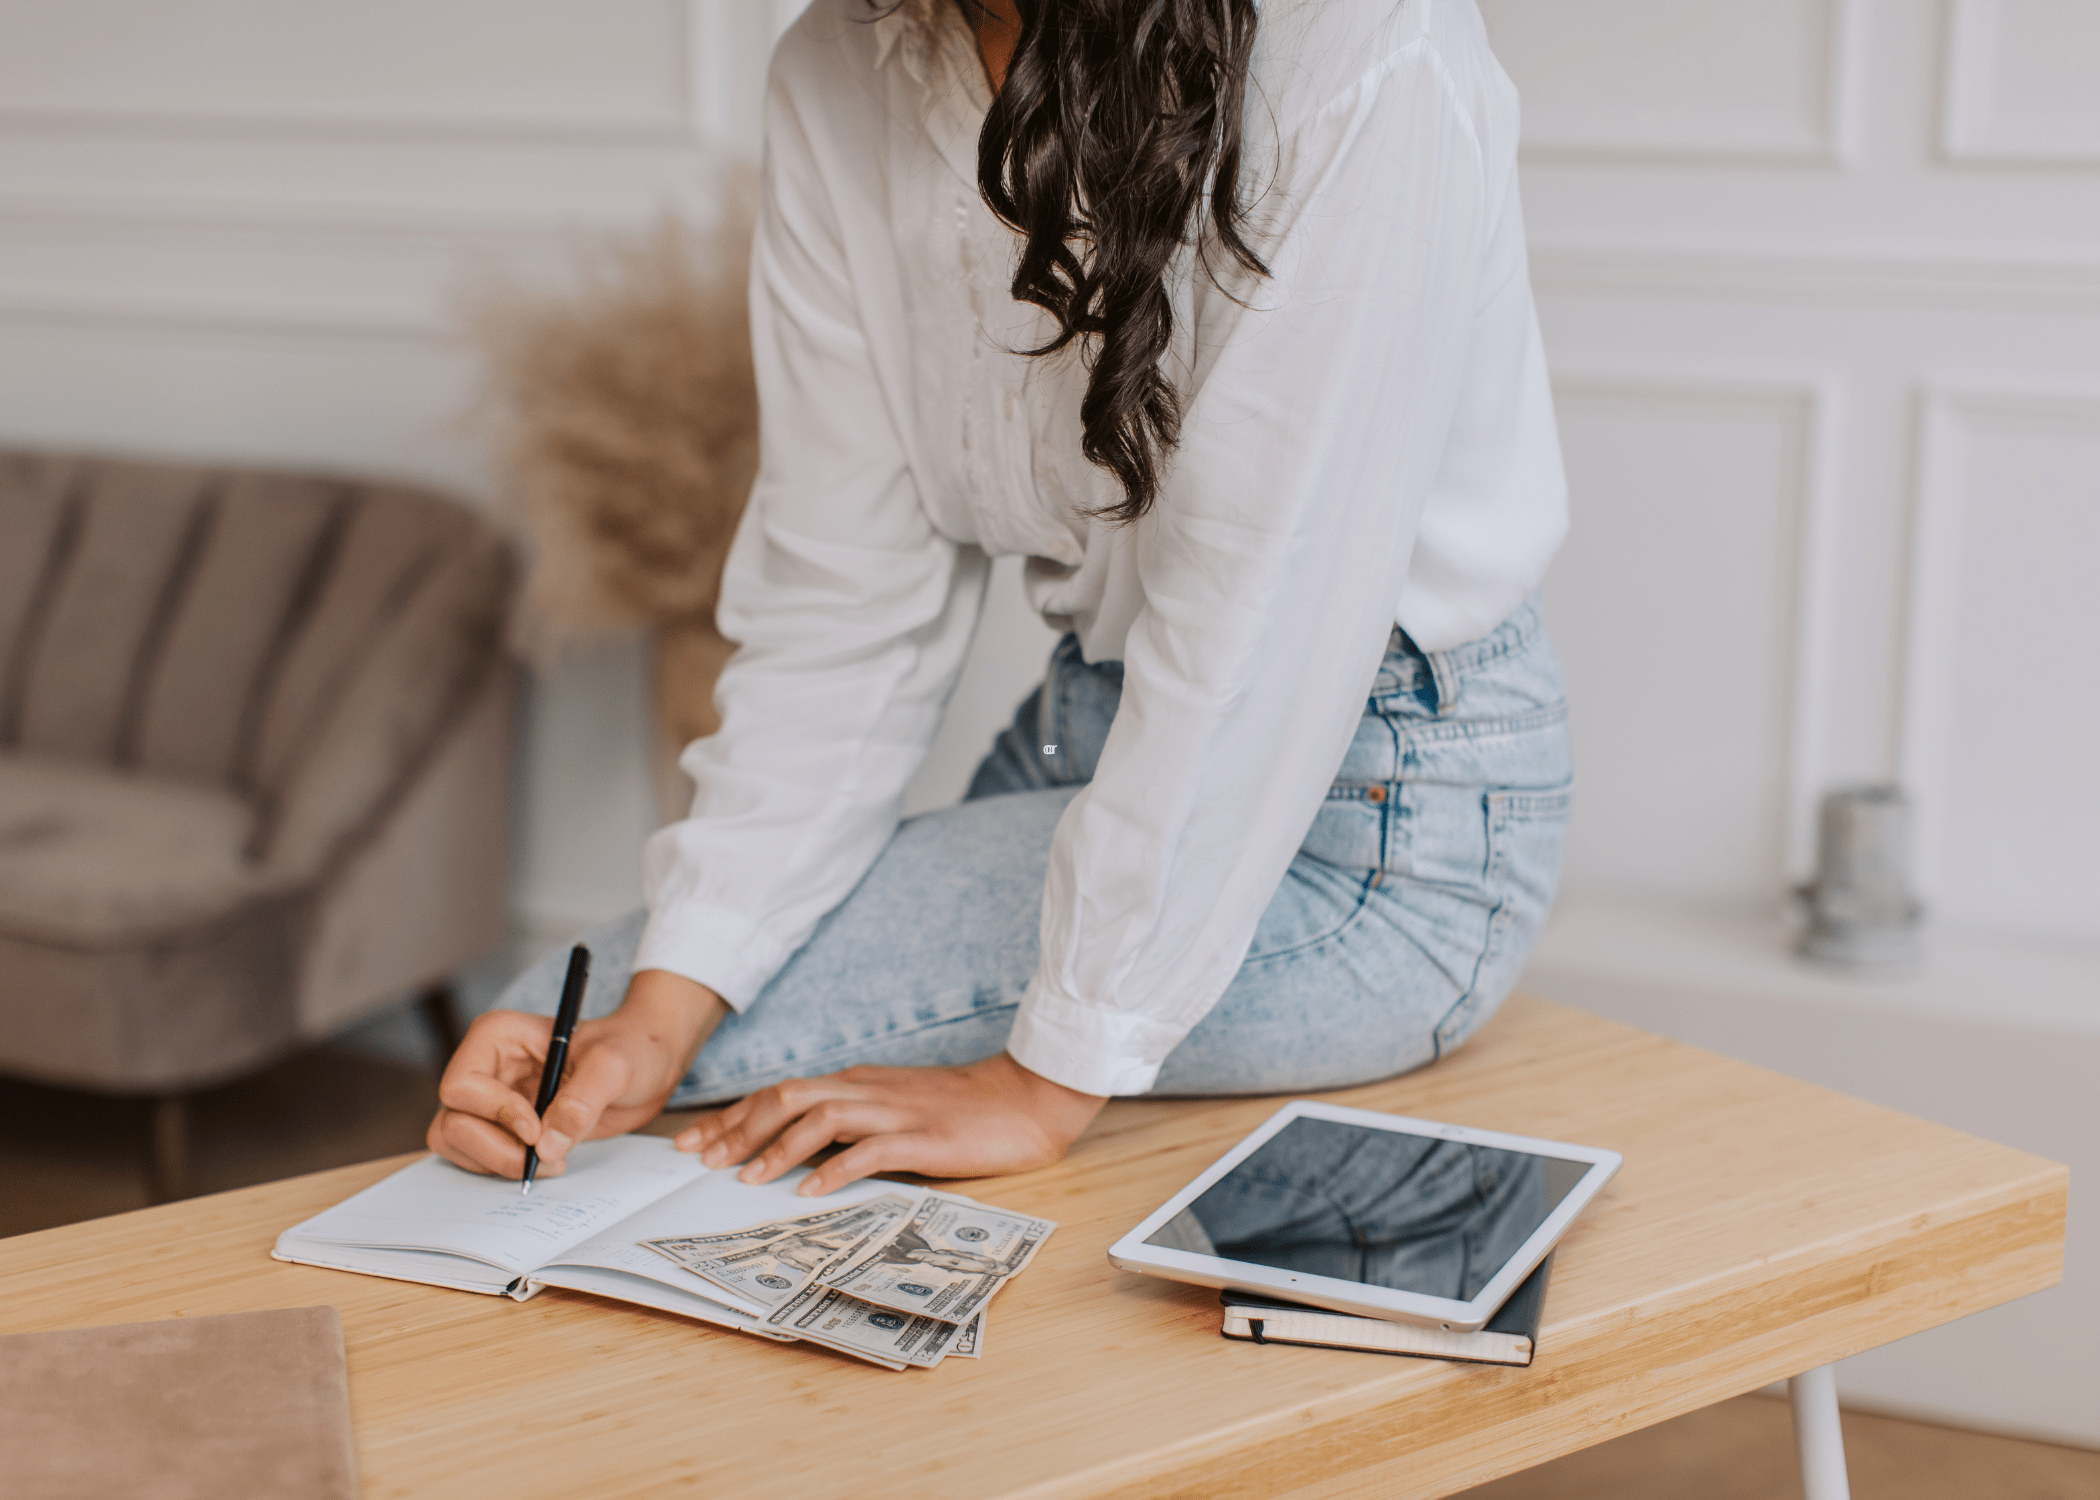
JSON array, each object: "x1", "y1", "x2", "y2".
[{"x1": 519, "y1": 1182, "x2": 532, "y2": 1196}]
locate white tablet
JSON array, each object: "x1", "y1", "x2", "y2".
[{"x1": 1107, "y1": 1100, "x2": 1621, "y2": 1332}]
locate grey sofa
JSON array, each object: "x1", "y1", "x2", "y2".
[{"x1": 0, "y1": 450, "x2": 516, "y2": 1197}]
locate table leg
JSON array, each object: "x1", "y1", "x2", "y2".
[{"x1": 1789, "y1": 1363, "x2": 1851, "y2": 1500}]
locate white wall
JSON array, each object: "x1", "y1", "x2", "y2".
[{"x1": 1479, "y1": 0, "x2": 2100, "y2": 1444}]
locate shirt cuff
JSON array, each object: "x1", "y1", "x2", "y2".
[
  {"x1": 1005, "y1": 981, "x2": 1190, "y2": 1097},
  {"x1": 633, "y1": 902, "x2": 791, "y2": 1012}
]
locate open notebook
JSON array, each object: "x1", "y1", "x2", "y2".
[{"x1": 272, "y1": 1136, "x2": 966, "y2": 1364}]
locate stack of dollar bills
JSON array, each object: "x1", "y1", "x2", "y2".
[{"x1": 642, "y1": 1191, "x2": 1056, "y2": 1370}]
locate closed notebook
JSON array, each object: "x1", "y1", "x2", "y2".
[
  {"x1": 1220, "y1": 1252, "x2": 1555, "y2": 1367},
  {"x1": 0, "y1": 1305, "x2": 356, "y2": 1500}
]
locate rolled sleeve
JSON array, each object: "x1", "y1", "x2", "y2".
[
  {"x1": 1006, "y1": 982, "x2": 1188, "y2": 1096},
  {"x1": 632, "y1": 902, "x2": 787, "y2": 1012}
]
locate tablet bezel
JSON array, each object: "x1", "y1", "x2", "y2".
[{"x1": 1105, "y1": 1099, "x2": 1622, "y2": 1331}]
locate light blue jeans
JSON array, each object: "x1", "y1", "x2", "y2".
[{"x1": 500, "y1": 597, "x2": 1572, "y2": 1104}]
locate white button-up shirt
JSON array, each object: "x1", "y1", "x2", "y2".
[{"x1": 636, "y1": 0, "x2": 1566, "y2": 1096}]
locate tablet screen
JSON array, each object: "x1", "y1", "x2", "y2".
[{"x1": 1140, "y1": 1116, "x2": 1591, "y2": 1301}]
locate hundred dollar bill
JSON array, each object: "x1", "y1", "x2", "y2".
[
  {"x1": 766, "y1": 1283, "x2": 964, "y2": 1369},
  {"x1": 641, "y1": 1194, "x2": 917, "y2": 1313},
  {"x1": 816, "y1": 1192, "x2": 1054, "y2": 1328}
]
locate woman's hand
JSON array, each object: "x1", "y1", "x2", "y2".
[
  {"x1": 676, "y1": 1053, "x2": 1107, "y2": 1196},
  {"x1": 426, "y1": 969, "x2": 727, "y2": 1179}
]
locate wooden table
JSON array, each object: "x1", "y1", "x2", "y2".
[{"x1": 0, "y1": 997, "x2": 2065, "y2": 1499}]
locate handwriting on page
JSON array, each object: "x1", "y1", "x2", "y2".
[{"x1": 474, "y1": 1190, "x2": 634, "y2": 1243}]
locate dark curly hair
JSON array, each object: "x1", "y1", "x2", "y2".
[{"x1": 967, "y1": 0, "x2": 1268, "y2": 522}]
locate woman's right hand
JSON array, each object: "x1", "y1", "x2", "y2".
[{"x1": 426, "y1": 969, "x2": 727, "y2": 1179}]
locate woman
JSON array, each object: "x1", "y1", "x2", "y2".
[{"x1": 429, "y1": 0, "x2": 1571, "y2": 1198}]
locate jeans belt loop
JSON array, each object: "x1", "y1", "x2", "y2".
[{"x1": 1428, "y1": 648, "x2": 1461, "y2": 718}]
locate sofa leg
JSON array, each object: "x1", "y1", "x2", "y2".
[
  {"x1": 145, "y1": 1094, "x2": 188, "y2": 1205},
  {"x1": 419, "y1": 983, "x2": 464, "y2": 1069}
]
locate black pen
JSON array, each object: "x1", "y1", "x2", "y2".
[{"x1": 520, "y1": 944, "x2": 591, "y2": 1195}]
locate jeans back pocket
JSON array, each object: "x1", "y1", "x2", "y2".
[{"x1": 1432, "y1": 782, "x2": 1574, "y2": 1056}]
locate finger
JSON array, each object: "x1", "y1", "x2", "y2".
[
  {"x1": 738, "y1": 1099, "x2": 906, "y2": 1186},
  {"x1": 435, "y1": 1069, "x2": 545, "y2": 1148},
  {"x1": 707, "y1": 1077, "x2": 863, "y2": 1170},
  {"x1": 686, "y1": 1098, "x2": 751, "y2": 1165},
  {"x1": 673, "y1": 1107, "x2": 729, "y2": 1155},
  {"x1": 537, "y1": 1046, "x2": 635, "y2": 1167},
  {"x1": 450, "y1": 1009, "x2": 557, "y2": 1087},
  {"x1": 835, "y1": 1064, "x2": 924, "y2": 1086},
  {"x1": 697, "y1": 1085, "x2": 804, "y2": 1167},
  {"x1": 799, "y1": 1132, "x2": 937, "y2": 1196},
  {"x1": 438, "y1": 1010, "x2": 557, "y2": 1131},
  {"x1": 428, "y1": 1108, "x2": 532, "y2": 1179}
]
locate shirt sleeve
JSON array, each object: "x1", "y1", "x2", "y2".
[
  {"x1": 1005, "y1": 41, "x2": 1495, "y2": 1095},
  {"x1": 633, "y1": 42, "x2": 987, "y2": 1006}
]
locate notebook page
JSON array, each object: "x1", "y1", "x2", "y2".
[
  {"x1": 523, "y1": 1264, "x2": 793, "y2": 1338},
  {"x1": 269, "y1": 1242, "x2": 521, "y2": 1295},
  {"x1": 546, "y1": 1167, "x2": 914, "y2": 1315},
  {"x1": 280, "y1": 1136, "x2": 705, "y2": 1275}
]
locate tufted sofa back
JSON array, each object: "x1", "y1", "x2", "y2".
[{"x1": 0, "y1": 452, "x2": 511, "y2": 860}]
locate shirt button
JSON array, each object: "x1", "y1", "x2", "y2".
[{"x1": 1365, "y1": 785, "x2": 1388, "y2": 804}]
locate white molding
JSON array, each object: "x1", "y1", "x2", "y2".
[
  {"x1": 0, "y1": 288, "x2": 449, "y2": 342},
  {"x1": 0, "y1": 185, "x2": 735, "y2": 352},
  {"x1": 1943, "y1": 0, "x2": 2100, "y2": 165},
  {"x1": 687, "y1": 0, "x2": 799, "y2": 159},
  {"x1": 688, "y1": 0, "x2": 745, "y2": 151},
  {"x1": 1515, "y1": 0, "x2": 1863, "y2": 166},
  {"x1": 0, "y1": 0, "x2": 720, "y2": 151},
  {"x1": 1827, "y1": 0, "x2": 1869, "y2": 168},
  {"x1": 1530, "y1": 243, "x2": 2100, "y2": 309},
  {"x1": 1941, "y1": 0, "x2": 1996, "y2": 160},
  {"x1": 1551, "y1": 367, "x2": 1838, "y2": 891},
  {"x1": 0, "y1": 189, "x2": 673, "y2": 245},
  {"x1": 1785, "y1": 378, "x2": 1845, "y2": 882},
  {"x1": 684, "y1": 0, "x2": 718, "y2": 142},
  {"x1": 1901, "y1": 388, "x2": 1972, "y2": 906},
  {"x1": 0, "y1": 107, "x2": 703, "y2": 150},
  {"x1": 1899, "y1": 377, "x2": 2100, "y2": 904}
]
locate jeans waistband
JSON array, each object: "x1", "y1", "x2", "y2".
[
  {"x1": 1378, "y1": 594, "x2": 1543, "y2": 709},
  {"x1": 1053, "y1": 594, "x2": 1545, "y2": 707}
]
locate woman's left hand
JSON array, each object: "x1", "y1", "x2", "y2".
[{"x1": 675, "y1": 1053, "x2": 1107, "y2": 1196}]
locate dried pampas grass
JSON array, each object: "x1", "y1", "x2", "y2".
[
  {"x1": 464, "y1": 199, "x2": 760, "y2": 815},
  {"x1": 466, "y1": 204, "x2": 758, "y2": 653}
]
